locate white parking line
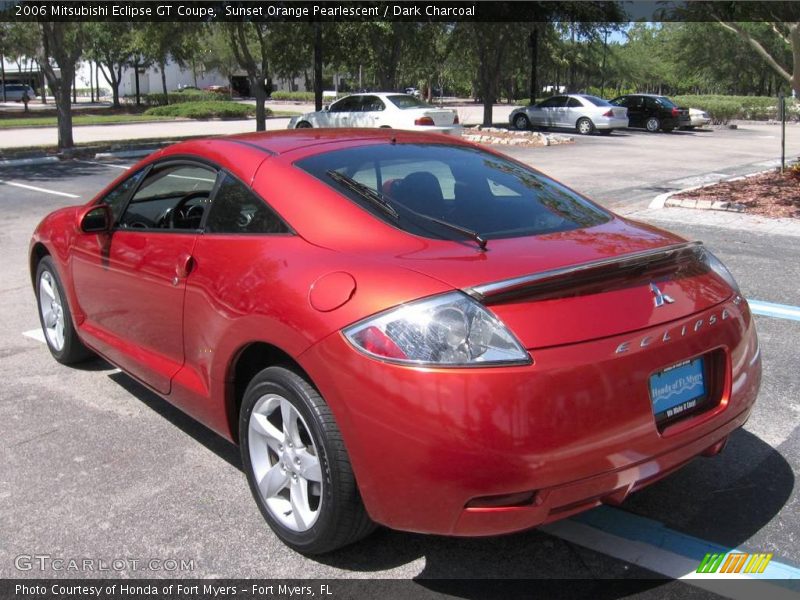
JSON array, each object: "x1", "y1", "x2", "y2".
[
  {"x1": 0, "y1": 179, "x2": 80, "y2": 198},
  {"x1": 75, "y1": 160, "x2": 132, "y2": 170},
  {"x1": 22, "y1": 328, "x2": 45, "y2": 343}
]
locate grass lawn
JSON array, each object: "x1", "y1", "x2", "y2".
[{"x1": 0, "y1": 110, "x2": 300, "y2": 129}]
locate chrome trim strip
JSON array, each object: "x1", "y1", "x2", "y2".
[{"x1": 465, "y1": 241, "x2": 704, "y2": 302}]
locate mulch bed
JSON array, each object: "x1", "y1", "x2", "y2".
[{"x1": 671, "y1": 168, "x2": 800, "y2": 218}]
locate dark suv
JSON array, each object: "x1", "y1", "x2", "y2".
[{"x1": 610, "y1": 94, "x2": 690, "y2": 133}]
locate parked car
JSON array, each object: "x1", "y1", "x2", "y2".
[
  {"x1": 1, "y1": 84, "x2": 36, "y2": 102},
  {"x1": 288, "y1": 93, "x2": 461, "y2": 134},
  {"x1": 509, "y1": 94, "x2": 628, "y2": 135},
  {"x1": 30, "y1": 129, "x2": 760, "y2": 554},
  {"x1": 685, "y1": 107, "x2": 711, "y2": 129},
  {"x1": 404, "y1": 87, "x2": 420, "y2": 97},
  {"x1": 610, "y1": 94, "x2": 690, "y2": 132}
]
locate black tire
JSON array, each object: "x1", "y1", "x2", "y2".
[
  {"x1": 295, "y1": 121, "x2": 312, "y2": 129},
  {"x1": 513, "y1": 113, "x2": 530, "y2": 130},
  {"x1": 645, "y1": 116, "x2": 661, "y2": 133},
  {"x1": 239, "y1": 366, "x2": 375, "y2": 554},
  {"x1": 35, "y1": 256, "x2": 92, "y2": 364},
  {"x1": 576, "y1": 117, "x2": 595, "y2": 135}
]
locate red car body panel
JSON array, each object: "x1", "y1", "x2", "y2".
[{"x1": 30, "y1": 129, "x2": 761, "y2": 537}]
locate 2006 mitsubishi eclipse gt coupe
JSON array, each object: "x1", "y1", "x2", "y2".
[{"x1": 30, "y1": 129, "x2": 761, "y2": 554}]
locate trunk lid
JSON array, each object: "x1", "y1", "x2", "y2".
[
  {"x1": 391, "y1": 219, "x2": 731, "y2": 349},
  {"x1": 413, "y1": 108, "x2": 457, "y2": 126}
]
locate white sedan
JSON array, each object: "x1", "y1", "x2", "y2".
[
  {"x1": 685, "y1": 108, "x2": 711, "y2": 129},
  {"x1": 509, "y1": 94, "x2": 628, "y2": 135},
  {"x1": 288, "y1": 93, "x2": 462, "y2": 135}
]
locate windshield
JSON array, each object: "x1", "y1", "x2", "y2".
[
  {"x1": 296, "y1": 144, "x2": 610, "y2": 241},
  {"x1": 580, "y1": 95, "x2": 613, "y2": 107},
  {"x1": 386, "y1": 95, "x2": 431, "y2": 109}
]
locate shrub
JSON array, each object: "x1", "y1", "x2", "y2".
[
  {"x1": 144, "y1": 101, "x2": 257, "y2": 119},
  {"x1": 673, "y1": 94, "x2": 799, "y2": 124},
  {"x1": 124, "y1": 91, "x2": 230, "y2": 106},
  {"x1": 270, "y1": 91, "x2": 342, "y2": 102}
]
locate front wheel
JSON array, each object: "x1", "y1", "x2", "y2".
[
  {"x1": 645, "y1": 117, "x2": 661, "y2": 133},
  {"x1": 35, "y1": 256, "x2": 92, "y2": 364},
  {"x1": 240, "y1": 366, "x2": 374, "y2": 554},
  {"x1": 513, "y1": 113, "x2": 530, "y2": 130},
  {"x1": 295, "y1": 121, "x2": 312, "y2": 129},
  {"x1": 576, "y1": 118, "x2": 595, "y2": 135}
]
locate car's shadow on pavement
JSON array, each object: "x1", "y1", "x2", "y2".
[{"x1": 105, "y1": 368, "x2": 792, "y2": 586}]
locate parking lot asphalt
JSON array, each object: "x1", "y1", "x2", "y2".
[{"x1": 1, "y1": 135, "x2": 798, "y2": 595}]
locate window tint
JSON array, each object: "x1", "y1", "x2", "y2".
[
  {"x1": 118, "y1": 164, "x2": 217, "y2": 230},
  {"x1": 360, "y1": 96, "x2": 385, "y2": 111},
  {"x1": 205, "y1": 174, "x2": 288, "y2": 234},
  {"x1": 580, "y1": 95, "x2": 612, "y2": 107},
  {"x1": 655, "y1": 96, "x2": 677, "y2": 108},
  {"x1": 538, "y1": 96, "x2": 566, "y2": 109},
  {"x1": 100, "y1": 169, "x2": 146, "y2": 223},
  {"x1": 566, "y1": 97, "x2": 582, "y2": 108},
  {"x1": 387, "y1": 95, "x2": 431, "y2": 110},
  {"x1": 297, "y1": 144, "x2": 609, "y2": 241},
  {"x1": 329, "y1": 96, "x2": 361, "y2": 112}
]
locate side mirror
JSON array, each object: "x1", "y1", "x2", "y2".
[
  {"x1": 80, "y1": 204, "x2": 112, "y2": 233},
  {"x1": 323, "y1": 104, "x2": 330, "y2": 111}
]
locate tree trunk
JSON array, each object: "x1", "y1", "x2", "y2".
[
  {"x1": 313, "y1": 22, "x2": 323, "y2": 111},
  {"x1": 0, "y1": 52, "x2": 5, "y2": 102},
  {"x1": 55, "y1": 84, "x2": 74, "y2": 149},
  {"x1": 159, "y1": 60, "x2": 169, "y2": 105},
  {"x1": 90, "y1": 63, "x2": 95, "y2": 103},
  {"x1": 134, "y1": 61, "x2": 141, "y2": 105},
  {"x1": 528, "y1": 27, "x2": 538, "y2": 104},
  {"x1": 253, "y1": 82, "x2": 267, "y2": 131},
  {"x1": 40, "y1": 70, "x2": 47, "y2": 104}
]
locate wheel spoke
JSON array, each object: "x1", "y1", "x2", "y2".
[
  {"x1": 40, "y1": 276, "x2": 55, "y2": 301},
  {"x1": 289, "y1": 477, "x2": 312, "y2": 530},
  {"x1": 258, "y1": 463, "x2": 289, "y2": 499},
  {"x1": 250, "y1": 412, "x2": 284, "y2": 454},
  {"x1": 295, "y1": 448, "x2": 322, "y2": 483},
  {"x1": 54, "y1": 323, "x2": 64, "y2": 350},
  {"x1": 281, "y1": 398, "x2": 300, "y2": 443}
]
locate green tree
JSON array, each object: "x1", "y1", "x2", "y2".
[
  {"x1": 85, "y1": 23, "x2": 134, "y2": 107},
  {"x1": 225, "y1": 22, "x2": 272, "y2": 130},
  {"x1": 38, "y1": 23, "x2": 85, "y2": 149}
]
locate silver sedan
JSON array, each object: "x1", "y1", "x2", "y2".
[{"x1": 510, "y1": 94, "x2": 628, "y2": 135}]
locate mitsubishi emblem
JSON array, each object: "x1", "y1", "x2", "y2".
[{"x1": 650, "y1": 282, "x2": 675, "y2": 307}]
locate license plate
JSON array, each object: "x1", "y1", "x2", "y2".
[{"x1": 649, "y1": 358, "x2": 706, "y2": 421}]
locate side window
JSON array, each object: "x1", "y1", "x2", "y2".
[
  {"x1": 204, "y1": 174, "x2": 288, "y2": 234},
  {"x1": 329, "y1": 96, "x2": 360, "y2": 112},
  {"x1": 99, "y1": 169, "x2": 146, "y2": 223},
  {"x1": 118, "y1": 164, "x2": 217, "y2": 230},
  {"x1": 361, "y1": 96, "x2": 385, "y2": 112},
  {"x1": 566, "y1": 97, "x2": 582, "y2": 108},
  {"x1": 540, "y1": 96, "x2": 566, "y2": 109}
]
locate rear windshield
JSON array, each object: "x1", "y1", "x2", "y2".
[
  {"x1": 386, "y1": 95, "x2": 431, "y2": 109},
  {"x1": 655, "y1": 96, "x2": 677, "y2": 108},
  {"x1": 296, "y1": 144, "x2": 609, "y2": 241},
  {"x1": 580, "y1": 95, "x2": 613, "y2": 107}
]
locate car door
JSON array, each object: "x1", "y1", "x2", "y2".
[
  {"x1": 564, "y1": 96, "x2": 584, "y2": 128},
  {"x1": 327, "y1": 95, "x2": 362, "y2": 128},
  {"x1": 537, "y1": 96, "x2": 567, "y2": 127},
  {"x1": 621, "y1": 96, "x2": 644, "y2": 127},
  {"x1": 70, "y1": 161, "x2": 219, "y2": 394}
]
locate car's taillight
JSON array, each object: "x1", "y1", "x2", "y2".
[
  {"x1": 343, "y1": 292, "x2": 531, "y2": 367},
  {"x1": 671, "y1": 107, "x2": 680, "y2": 118},
  {"x1": 415, "y1": 116, "x2": 435, "y2": 126},
  {"x1": 453, "y1": 114, "x2": 459, "y2": 124},
  {"x1": 603, "y1": 109, "x2": 614, "y2": 117}
]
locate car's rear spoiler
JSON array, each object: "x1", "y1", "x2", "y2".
[{"x1": 463, "y1": 241, "x2": 705, "y2": 303}]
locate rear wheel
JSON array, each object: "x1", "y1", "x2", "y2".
[
  {"x1": 645, "y1": 117, "x2": 661, "y2": 133},
  {"x1": 240, "y1": 366, "x2": 374, "y2": 554},
  {"x1": 513, "y1": 113, "x2": 530, "y2": 130},
  {"x1": 35, "y1": 256, "x2": 92, "y2": 364},
  {"x1": 295, "y1": 121, "x2": 312, "y2": 129},
  {"x1": 576, "y1": 117, "x2": 595, "y2": 135}
]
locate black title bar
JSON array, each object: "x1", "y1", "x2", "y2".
[{"x1": 2, "y1": 1, "x2": 800, "y2": 23}]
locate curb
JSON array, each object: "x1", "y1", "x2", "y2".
[
  {"x1": 0, "y1": 156, "x2": 60, "y2": 168},
  {"x1": 94, "y1": 149, "x2": 156, "y2": 160},
  {"x1": 649, "y1": 165, "x2": 792, "y2": 211}
]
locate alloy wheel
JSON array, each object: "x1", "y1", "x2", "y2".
[{"x1": 39, "y1": 270, "x2": 65, "y2": 352}]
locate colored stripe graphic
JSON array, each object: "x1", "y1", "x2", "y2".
[{"x1": 698, "y1": 552, "x2": 774, "y2": 574}]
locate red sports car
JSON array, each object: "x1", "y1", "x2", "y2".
[{"x1": 30, "y1": 129, "x2": 761, "y2": 554}]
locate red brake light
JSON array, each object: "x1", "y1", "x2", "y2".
[
  {"x1": 671, "y1": 107, "x2": 679, "y2": 118},
  {"x1": 603, "y1": 109, "x2": 614, "y2": 117},
  {"x1": 415, "y1": 116, "x2": 435, "y2": 126},
  {"x1": 351, "y1": 326, "x2": 407, "y2": 360}
]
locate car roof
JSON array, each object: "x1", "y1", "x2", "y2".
[
  {"x1": 337, "y1": 92, "x2": 409, "y2": 99},
  {"x1": 161, "y1": 128, "x2": 473, "y2": 160}
]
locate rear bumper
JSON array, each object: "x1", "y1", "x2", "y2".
[
  {"x1": 300, "y1": 298, "x2": 761, "y2": 535},
  {"x1": 595, "y1": 117, "x2": 629, "y2": 130}
]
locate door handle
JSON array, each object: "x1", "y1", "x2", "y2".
[{"x1": 175, "y1": 253, "x2": 195, "y2": 279}]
